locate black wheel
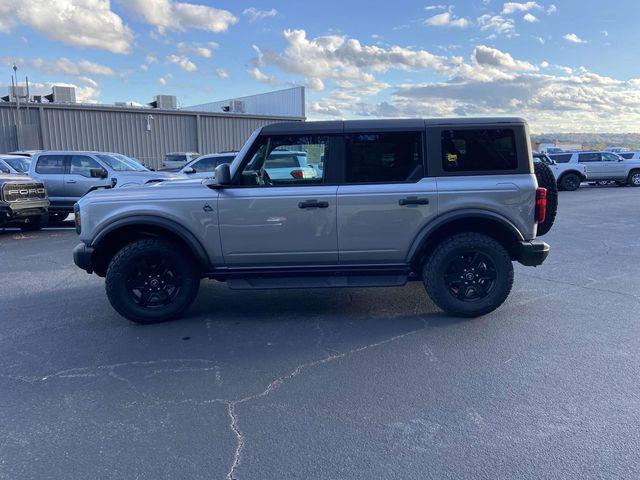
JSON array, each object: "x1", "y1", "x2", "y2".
[
  {"x1": 534, "y1": 162, "x2": 558, "y2": 236},
  {"x1": 627, "y1": 170, "x2": 640, "y2": 187},
  {"x1": 48, "y1": 212, "x2": 69, "y2": 224},
  {"x1": 559, "y1": 173, "x2": 581, "y2": 191},
  {"x1": 423, "y1": 233, "x2": 514, "y2": 318},
  {"x1": 20, "y1": 213, "x2": 49, "y2": 231},
  {"x1": 105, "y1": 239, "x2": 200, "y2": 323}
]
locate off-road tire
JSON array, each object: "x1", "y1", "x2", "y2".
[
  {"x1": 559, "y1": 172, "x2": 581, "y2": 192},
  {"x1": 105, "y1": 238, "x2": 200, "y2": 324},
  {"x1": 20, "y1": 213, "x2": 49, "y2": 231},
  {"x1": 423, "y1": 233, "x2": 514, "y2": 318},
  {"x1": 627, "y1": 170, "x2": 640, "y2": 187},
  {"x1": 534, "y1": 162, "x2": 558, "y2": 236}
]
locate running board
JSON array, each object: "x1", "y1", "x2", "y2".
[{"x1": 227, "y1": 274, "x2": 408, "y2": 290}]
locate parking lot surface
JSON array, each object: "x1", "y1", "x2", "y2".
[{"x1": 1, "y1": 187, "x2": 640, "y2": 480}]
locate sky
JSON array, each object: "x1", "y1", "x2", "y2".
[{"x1": 1, "y1": 0, "x2": 639, "y2": 133}]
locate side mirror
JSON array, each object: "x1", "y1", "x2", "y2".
[
  {"x1": 183, "y1": 166, "x2": 196, "y2": 174},
  {"x1": 214, "y1": 163, "x2": 231, "y2": 186},
  {"x1": 90, "y1": 168, "x2": 108, "y2": 179}
]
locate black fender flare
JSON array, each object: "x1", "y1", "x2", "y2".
[
  {"x1": 406, "y1": 209, "x2": 525, "y2": 264},
  {"x1": 91, "y1": 215, "x2": 211, "y2": 267}
]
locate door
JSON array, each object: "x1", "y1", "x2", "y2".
[
  {"x1": 33, "y1": 154, "x2": 67, "y2": 208},
  {"x1": 578, "y1": 152, "x2": 607, "y2": 179},
  {"x1": 218, "y1": 133, "x2": 339, "y2": 266},
  {"x1": 65, "y1": 155, "x2": 110, "y2": 200},
  {"x1": 337, "y1": 130, "x2": 437, "y2": 264},
  {"x1": 600, "y1": 152, "x2": 627, "y2": 179}
]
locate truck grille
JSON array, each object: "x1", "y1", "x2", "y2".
[{"x1": 2, "y1": 182, "x2": 47, "y2": 203}]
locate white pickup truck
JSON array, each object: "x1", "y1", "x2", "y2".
[{"x1": 533, "y1": 152, "x2": 586, "y2": 191}]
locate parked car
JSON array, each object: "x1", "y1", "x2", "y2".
[
  {"x1": 548, "y1": 150, "x2": 640, "y2": 186},
  {"x1": 0, "y1": 172, "x2": 49, "y2": 230},
  {"x1": 0, "y1": 154, "x2": 31, "y2": 175},
  {"x1": 73, "y1": 118, "x2": 551, "y2": 323},
  {"x1": 162, "y1": 152, "x2": 200, "y2": 170},
  {"x1": 533, "y1": 152, "x2": 586, "y2": 191},
  {"x1": 28, "y1": 151, "x2": 182, "y2": 222},
  {"x1": 180, "y1": 152, "x2": 237, "y2": 179},
  {"x1": 7, "y1": 150, "x2": 43, "y2": 158},
  {"x1": 618, "y1": 151, "x2": 640, "y2": 161},
  {"x1": 608, "y1": 147, "x2": 630, "y2": 153}
]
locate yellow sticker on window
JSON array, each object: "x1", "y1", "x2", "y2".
[{"x1": 447, "y1": 153, "x2": 458, "y2": 163}]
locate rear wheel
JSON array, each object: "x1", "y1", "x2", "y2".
[
  {"x1": 423, "y1": 233, "x2": 514, "y2": 318},
  {"x1": 628, "y1": 170, "x2": 640, "y2": 187},
  {"x1": 20, "y1": 213, "x2": 49, "y2": 231},
  {"x1": 534, "y1": 162, "x2": 558, "y2": 236},
  {"x1": 559, "y1": 173, "x2": 581, "y2": 191},
  {"x1": 105, "y1": 238, "x2": 200, "y2": 323}
]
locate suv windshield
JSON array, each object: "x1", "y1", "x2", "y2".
[
  {"x1": 96, "y1": 154, "x2": 138, "y2": 171},
  {"x1": 111, "y1": 153, "x2": 147, "y2": 171},
  {"x1": 3, "y1": 156, "x2": 30, "y2": 173}
]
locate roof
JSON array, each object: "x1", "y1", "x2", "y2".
[{"x1": 261, "y1": 117, "x2": 528, "y2": 135}]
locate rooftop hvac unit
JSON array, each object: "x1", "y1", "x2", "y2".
[
  {"x1": 7, "y1": 85, "x2": 28, "y2": 102},
  {"x1": 149, "y1": 95, "x2": 177, "y2": 109},
  {"x1": 44, "y1": 86, "x2": 76, "y2": 104},
  {"x1": 222, "y1": 100, "x2": 246, "y2": 113}
]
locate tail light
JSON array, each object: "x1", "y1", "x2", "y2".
[
  {"x1": 535, "y1": 187, "x2": 547, "y2": 223},
  {"x1": 290, "y1": 169, "x2": 304, "y2": 179}
]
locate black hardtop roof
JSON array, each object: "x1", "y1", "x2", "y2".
[{"x1": 261, "y1": 117, "x2": 528, "y2": 135}]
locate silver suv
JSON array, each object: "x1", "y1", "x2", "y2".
[
  {"x1": 549, "y1": 151, "x2": 640, "y2": 186},
  {"x1": 28, "y1": 151, "x2": 180, "y2": 222},
  {"x1": 73, "y1": 118, "x2": 550, "y2": 323}
]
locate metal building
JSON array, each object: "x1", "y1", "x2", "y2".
[
  {"x1": 0, "y1": 88, "x2": 305, "y2": 170},
  {"x1": 189, "y1": 87, "x2": 305, "y2": 118}
]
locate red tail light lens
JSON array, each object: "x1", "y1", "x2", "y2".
[
  {"x1": 535, "y1": 187, "x2": 547, "y2": 223},
  {"x1": 290, "y1": 169, "x2": 304, "y2": 179}
]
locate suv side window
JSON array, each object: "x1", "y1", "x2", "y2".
[
  {"x1": 602, "y1": 153, "x2": 620, "y2": 162},
  {"x1": 620, "y1": 153, "x2": 634, "y2": 160},
  {"x1": 549, "y1": 153, "x2": 572, "y2": 163},
  {"x1": 579, "y1": 153, "x2": 601, "y2": 163},
  {"x1": 442, "y1": 129, "x2": 517, "y2": 172},
  {"x1": 344, "y1": 132, "x2": 423, "y2": 183},
  {"x1": 70, "y1": 155, "x2": 106, "y2": 177},
  {"x1": 35, "y1": 155, "x2": 66, "y2": 174},
  {"x1": 238, "y1": 135, "x2": 329, "y2": 187}
]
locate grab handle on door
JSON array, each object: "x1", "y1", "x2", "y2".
[
  {"x1": 399, "y1": 197, "x2": 429, "y2": 206},
  {"x1": 298, "y1": 199, "x2": 329, "y2": 209},
  {"x1": 66, "y1": 180, "x2": 77, "y2": 184}
]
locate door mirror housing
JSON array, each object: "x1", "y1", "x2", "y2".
[
  {"x1": 90, "y1": 168, "x2": 108, "y2": 179},
  {"x1": 183, "y1": 166, "x2": 196, "y2": 174},
  {"x1": 214, "y1": 163, "x2": 231, "y2": 186}
]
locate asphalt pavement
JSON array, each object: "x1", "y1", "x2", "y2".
[{"x1": 1, "y1": 186, "x2": 639, "y2": 480}]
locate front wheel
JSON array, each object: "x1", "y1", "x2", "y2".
[
  {"x1": 423, "y1": 233, "x2": 514, "y2": 318},
  {"x1": 20, "y1": 213, "x2": 49, "y2": 231},
  {"x1": 105, "y1": 239, "x2": 200, "y2": 323},
  {"x1": 560, "y1": 173, "x2": 581, "y2": 191},
  {"x1": 627, "y1": 171, "x2": 640, "y2": 187}
]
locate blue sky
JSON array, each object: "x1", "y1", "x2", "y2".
[{"x1": 1, "y1": 0, "x2": 639, "y2": 132}]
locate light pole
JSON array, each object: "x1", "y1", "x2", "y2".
[{"x1": 11, "y1": 64, "x2": 22, "y2": 151}]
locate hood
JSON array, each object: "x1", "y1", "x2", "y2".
[
  {"x1": 0, "y1": 173, "x2": 39, "y2": 183},
  {"x1": 112, "y1": 171, "x2": 187, "y2": 185},
  {"x1": 79, "y1": 177, "x2": 212, "y2": 204}
]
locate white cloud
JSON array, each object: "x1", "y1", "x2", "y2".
[
  {"x1": 472, "y1": 45, "x2": 538, "y2": 71},
  {"x1": 424, "y1": 5, "x2": 447, "y2": 11},
  {"x1": 601, "y1": 30, "x2": 609, "y2": 37},
  {"x1": 177, "y1": 41, "x2": 219, "y2": 58},
  {"x1": 425, "y1": 12, "x2": 471, "y2": 28},
  {"x1": 243, "y1": 7, "x2": 278, "y2": 22},
  {"x1": 0, "y1": 0, "x2": 133, "y2": 54},
  {"x1": 29, "y1": 58, "x2": 117, "y2": 77},
  {"x1": 502, "y1": 1, "x2": 542, "y2": 14},
  {"x1": 477, "y1": 14, "x2": 516, "y2": 35},
  {"x1": 564, "y1": 33, "x2": 587, "y2": 44},
  {"x1": 118, "y1": 0, "x2": 237, "y2": 34},
  {"x1": 248, "y1": 67, "x2": 277, "y2": 85},
  {"x1": 547, "y1": 4, "x2": 557, "y2": 14},
  {"x1": 523, "y1": 13, "x2": 538, "y2": 22},
  {"x1": 216, "y1": 68, "x2": 229, "y2": 79},
  {"x1": 166, "y1": 54, "x2": 198, "y2": 72},
  {"x1": 157, "y1": 77, "x2": 168, "y2": 86}
]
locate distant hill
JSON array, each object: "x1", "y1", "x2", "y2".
[{"x1": 531, "y1": 133, "x2": 640, "y2": 150}]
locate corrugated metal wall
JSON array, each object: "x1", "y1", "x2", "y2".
[
  {"x1": 189, "y1": 87, "x2": 305, "y2": 118},
  {"x1": 0, "y1": 103, "x2": 301, "y2": 169}
]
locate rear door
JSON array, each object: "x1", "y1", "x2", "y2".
[
  {"x1": 600, "y1": 152, "x2": 627, "y2": 179},
  {"x1": 65, "y1": 154, "x2": 110, "y2": 199},
  {"x1": 33, "y1": 154, "x2": 67, "y2": 207},
  {"x1": 336, "y1": 126, "x2": 437, "y2": 264},
  {"x1": 578, "y1": 152, "x2": 604, "y2": 179}
]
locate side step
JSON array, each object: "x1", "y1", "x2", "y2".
[{"x1": 227, "y1": 274, "x2": 408, "y2": 290}]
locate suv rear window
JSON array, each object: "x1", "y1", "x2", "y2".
[
  {"x1": 36, "y1": 155, "x2": 66, "y2": 174},
  {"x1": 345, "y1": 132, "x2": 423, "y2": 183},
  {"x1": 549, "y1": 153, "x2": 572, "y2": 163},
  {"x1": 620, "y1": 153, "x2": 634, "y2": 159},
  {"x1": 442, "y1": 129, "x2": 517, "y2": 172}
]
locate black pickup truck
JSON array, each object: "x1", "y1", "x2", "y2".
[{"x1": 0, "y1": 174, "x2": 50, "y2": 230}]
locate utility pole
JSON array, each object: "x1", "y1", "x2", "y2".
[{"x1": 11, "y1": 64, "x2": 22, "y2": 151}]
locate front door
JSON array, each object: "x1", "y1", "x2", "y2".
[
  {"x1": 337, "y1": 130, "x2": 437, "y2": 264},
  {"x1": 65, "y1": 154, "x2": 110, "y2": 201},
  {"x1": 218, "y1": 133, "x2": 339, "y2": 266}
]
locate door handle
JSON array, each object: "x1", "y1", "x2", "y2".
[
  {"x1": 399, "y1": 197, "x2": 429, "y2": 206},
  {"x1": 298, "y1": 199, "x2": 329, "y2": 209},
  {"x1": 66, "y1": 180, "x2": 77, "y2": 184}
]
